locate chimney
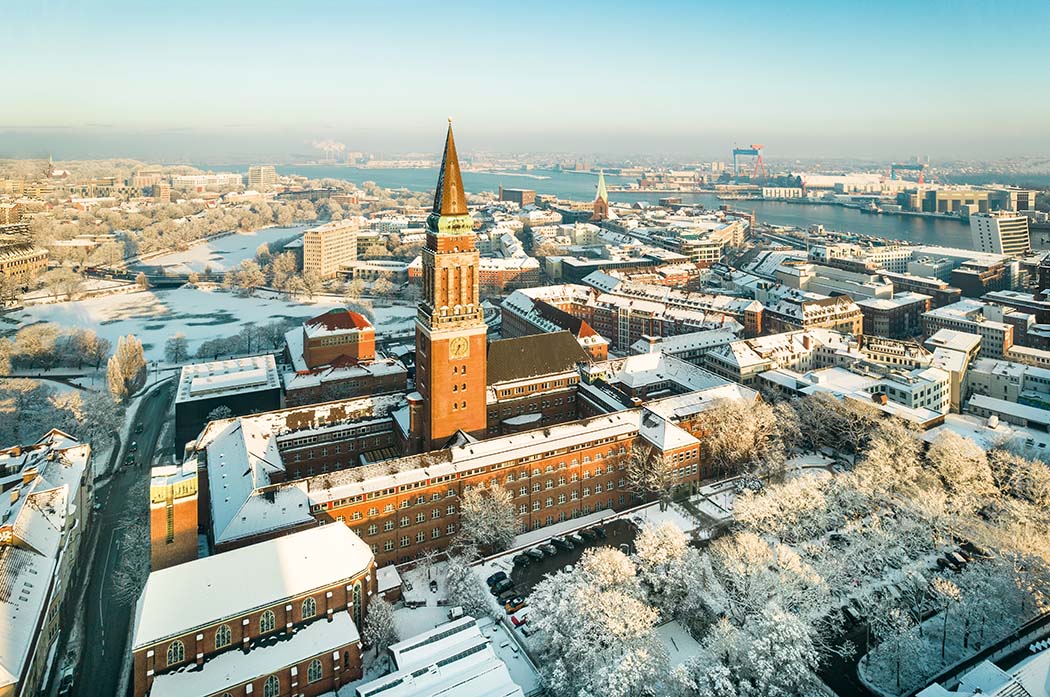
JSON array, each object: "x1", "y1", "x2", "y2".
[
  {"x1": 801, "y1": 334, "x2": 811, "y2": 350},
  {"x1": 10, "y1": 487, "x2": 19, "y2": 505}
]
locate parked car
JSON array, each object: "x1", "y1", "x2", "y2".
[
  {"x1": 578, "y1": 529, "x2": 598, "y2": 543},
  {"x1": 505, "y1": 596, "x2": 527, "y2": 613},
  {"x1": 570, "y1": 533, "x2": 585, "y2": 545},
  {"x1": 551, "y1": 537, "x2": 574, "y2": 552},
  {"x1": 129, "y1": 441, "x2": 138, "y2": 452},
  {"x1": 525, "y1": 548, "x2": 545, "y2": 561},
  {"x1": 490, "y1": 579, "x2": 514, "y2": 595},
  {"x1": 511, "y1": 611, "x2": 529, "y2": 627},
  {"x1": 591, "y1": 526, "x2": 607, "y2": 539},
  {"x1": 134, "y1": 422, "x2": 144, "y2": 434},
  {"x1": 498, "y1": 589, "x2": 518, "y2": 604},
  {"x1": 124, "y1": 453, "x2": 135, "y2": 466},
  {"x1": 540, "y1": 543, "x2": 558, "y2": 556},
  {"x1": 448, "y1": 606, "x2": 464, "y2": 620},
  {"x1": 513, "y1": 554, "x2": 531, "y2": 567},
  {"x1": 57, "y1": 670, "x2": 74, "y2": 697},
  {"x1": 429, "y1": 579, "x2": 439, "y2": 593},
  {"x1": 487, "y1": 571, "x2": 508, "y2": 587}
]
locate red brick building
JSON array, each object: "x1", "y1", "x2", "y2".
[
  {"x1": 148, "y1": 462, "x2": 198, "y2": 571},
  {"x1": 412, "y1": 122, "x2": 489, "y2": 451},
  {"x1": 302, "y1": 309, "x2": 376, "y2": 368},
  {"x1": 132, "y1": 525, "x2": 373, "y2": 697}
]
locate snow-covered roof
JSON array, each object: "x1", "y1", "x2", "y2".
[
  {"x1": 149, "y1": 611, "x2": 360, "y2": 697},
  {"x1": 359, "y1": 617, "x2": 526, "y2": 697},
  {"x1": 376, "y1": 565, "x2": 401, "y2": 594},
  {"x1": 629, "y1": 329, "x2": 737, "y2": 356},
  {"x1": 176, "y1": 355, "x2": 281, "y2": 403},
  {"x1": 132, "y1": 525, "x2": 372, "y2": 649}
]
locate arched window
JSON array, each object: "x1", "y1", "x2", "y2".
[
  {"x1": 307, "y1": 658, "x2": 324, "y2": 683},
  {"x1": 215, "y1": 624, "x2": 232, "y2": 649},
  {"x1": 302, "y1": 597, "x2": 317, "y2": 619},
  {"x1": 166, "y1": 640, "x2": 185, "y2": 666},
  {"x1": 263, "y1": 675, "x2": 280, "y2": 697},
  {"x1": 259, "y1": 609, "x2": 276, "y2": 634}
]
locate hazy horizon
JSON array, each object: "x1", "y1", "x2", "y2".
[{"x1": 5, "y1": 0, "x2": 1049, "y2": 162}]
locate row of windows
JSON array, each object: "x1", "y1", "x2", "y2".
[{"x1": 164, "y1": 597, "x2": 320, "y2": 668}]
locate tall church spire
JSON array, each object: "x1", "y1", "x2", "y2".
[
  {"x1": 596, "y1": 169, "x2": 608, "y2": 204},
  {"x1": 431, "y1": 120, "x2": 468, "y2": 217},
  {"x1": 592, "y1": 169, "x2": 610, "y2": 222}
]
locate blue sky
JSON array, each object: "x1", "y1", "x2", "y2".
[{"x1": 3, "y1": 0, "x2": 1048, "y2": 159}]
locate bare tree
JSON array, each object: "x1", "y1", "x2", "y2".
[
  {"x1": 457, "y1": 484, "x2": 518, "y2": 554},
  {"x1": 624, "y1": 440, "x2": 676, "y2": 511}
]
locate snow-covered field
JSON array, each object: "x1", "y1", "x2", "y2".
[
  {"x1": 135, "y1": 226, "x2": 308, "y2": 273},
  {"x1": 15, "y1": 287, "x2": 417, "y2": 360}
]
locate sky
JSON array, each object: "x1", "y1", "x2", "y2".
[{"x1": 2, "y1": 0, "x2": 1048, "y2": 161}]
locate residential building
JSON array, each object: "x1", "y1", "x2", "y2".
[
  {"x1": 763, "y1": 291, "x2": 864, "y2": 335},
  {"x1": 970, "y1": 211, "x2": 1031, "y2": 257},
  {"x1": 0, "y1": 431, "x2": 92, "y2": 697},
  {"x1": 855, "y1": 292, "x2": 931, "y2": 338},
  {"x1": 0, "y1": 242, "x2": 48, "y2": 287},
  {"x1": 173, "y1": 355, "x2": 283, "y2": 457},
  {"x1": 964, "y1": 357, "x2": 1050, "y2": 409},
  {"x1": 704, "y1": 329, "x2": 852, "y2": 386},
  {"x1": 171, "y1": 172, "x2": 244, "y2": 191},
  {"x1": 303, "y1": 219, "x2": 360, "y2": 279},
  {"x1": 499, "y1": 290, "x2": 609, "y2": 361},
  {"x1": 921, "y1": 300, "x2": 1016, "y2": 358},
  {"x1": 629, "y1": 330, "x2": 737, "y2": 365},
  {"x1": 498, "y1": 187, "x2": 536, "y2": 207},
  {"x1": 132, "y1": 525, "x2": 373, "y2": 697}
]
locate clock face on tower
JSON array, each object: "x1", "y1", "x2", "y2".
[{"x1": 449, "y1": 336, "x2": 469, "y2": 359}]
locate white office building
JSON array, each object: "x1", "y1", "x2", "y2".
[{"x1": 970, "y1": 212, "x2": 1031, "y2": 258}]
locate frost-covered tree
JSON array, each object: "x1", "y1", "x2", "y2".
[
  {"x1": 633, "y1": 522, "x2": 703, "y2": 618},
  {"x1": 457, "y1": 483, "x2": 518, "y2": 553},
  {"x1": 530, "y1": 547, "x2": 667, "y2": 697},
  {"x1": 445, "y1": 553, "x2": 491, "y2": 618},
  {"x1": 111, "y1": 334, "x2": 147, "y2": 397},
  {"x1": 362, "y1": 598, "x2": 398, "y2": 654},
  {"x1": 738, "y1": 604, "x2": 821, "y2": 697},
  {"x1": 107, "y1": 355, "x2": 127, "y2": 402},
  {"x1": 700, "y1": 398, "x2": 784, "y2": 479},
  {"x1": 164, "y1": 333, "x2": 189, "y2": 364},
  {"x1": 927, "y1": 431, "x2": 997, "y2": 514},
  {"x1": 624, "y1": 441, "x2": 676, "y2": 511}
]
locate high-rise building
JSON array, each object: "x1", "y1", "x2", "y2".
[
  {"x1": 247, "y1": 164, "x2": 278, "y2": 190},
  {"x1": 413, "y1": 121, "x2": 488, "y2": 451},
  {"x1": 970, "y1": 212, "x2": 1031, "y2": 258},
  {"x1": 302, "y1": 219, "x2": 359, "y2": 278}
]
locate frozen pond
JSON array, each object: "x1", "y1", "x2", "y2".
[
  {"x1": 132, "y1": 225, "x2": 307, "y2": 274},
  {"x1": 14, "y1": 287, "x2": 417, "y2": 361}
]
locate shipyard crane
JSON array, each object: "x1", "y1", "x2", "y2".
[
  {"x1": 732, "y1": 144, "x2": 767, "y2": 182},
  {"x1": 890, "y1": 162, "x2": 926, "y2": 184}
]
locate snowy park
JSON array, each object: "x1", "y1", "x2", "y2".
[
  {"x1": 132, "y1": 225, "x2": 307, "y2": 274},
  {"x1": 13, "y1": 286, "x2": 418, "y2": 361}
]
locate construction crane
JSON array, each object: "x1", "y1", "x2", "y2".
[
  {"x1": 890, "y1": 162, "x2": 926, "y2": 184},
  {"x1": 732, "y1": 144, "x2": 767, "y2": 181}
]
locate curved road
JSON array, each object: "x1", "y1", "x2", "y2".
[{"x1": 70, "y1": 380, "x2": 175, "y2": 697}]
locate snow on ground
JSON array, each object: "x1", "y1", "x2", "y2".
[
  {"x1": 632, "y1": 501, "x2": 702, "y2": 533},
  {"x1": 401, "y1": 560, "x2": 449, "y2": 606},
  {"x1": 14, "y1": 287, "x2": 418, "y2": 361},
  {"x1": 694, "y1": 482, "x2": 737, "y2": 523},
  {"x1": 391, "y1": 605, "x2": 451, "y2": 642},
  {"x1": 135, "y1": 226, "x2": 308, "y2": 273},
  {"x1": 656, "y1": 620, "x2": 703, "y2": 668}
]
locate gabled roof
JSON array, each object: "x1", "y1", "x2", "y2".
[
  {"x1": 533, "y1": 299, "x2": 599, "y2": 338},
  {"x1": 432, "y1": 121, "x2": 468, "y2": 217},
  {"x1": 486, "y1": 332, "x2": 589, "y2": 385}
]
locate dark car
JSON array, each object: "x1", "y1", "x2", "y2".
[
  {"x1": 490, "y1": 578, "x2": 514, "y2": 595},
  {"x1": 124, "y1": 453, "x2": 135, "y2": 466},
  {"x1": 57, "y1": 672, "x2": 74, "y2": 697},
  {"x1": 134, "y1": 422, "x2": 144, "y2": 434},
  {"x1": 540, "y1": 543, "x2": 558, "y2": 556},
  {"x1": 578, "y1": 529, "x2": 598, "y2": 543},
  {"x1": 498, "y1": 589, "x2": 518, "y2": 603},
  {"x1": 513, "y1": 554, "x2": 531, "y2": 567},
  {"x1": 552, "y1": 537, "x2": 574, "y2": 552},
  {"x1": 487, "y1": 571, "x2": 508, "y2": 587},
  {"x1": 591, "y1": 526, "x2": 607, "y2": 539},
  {"x1": 525, "y1": 548, "x2": 545, "y2": 561}
]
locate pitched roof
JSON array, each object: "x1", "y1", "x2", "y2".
[
  {"x1": 486, "y1": 331, "x2": 589, "y2": 385},
  {"x1": 533, "y1": 299, "x2": 599, "y2": 338},
  {"x1": 432, "y1": 121, "x2": 468, "y2": 217},
  {"x1": 304, "y1": 307, "x2": 373, "y2": 334}
]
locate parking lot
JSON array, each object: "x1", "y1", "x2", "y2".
[{"x1": 505, "y1": 518, "x2": 638, "y2": 597}]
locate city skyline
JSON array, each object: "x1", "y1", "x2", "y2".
[{"x1": 4, "y1": 0, "x2": 1050, "y2": 160}]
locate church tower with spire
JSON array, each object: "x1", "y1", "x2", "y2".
[
  {"x1": 592, "y1": 169, "x2": 610, "y2": 222},
  {"x1": 413, "y1": 121, "x2": 488, "y2": 451}
]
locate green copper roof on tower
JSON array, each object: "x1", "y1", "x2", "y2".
[{"x1": 596, "y1": 169, "x2": 608, "y2": 203}]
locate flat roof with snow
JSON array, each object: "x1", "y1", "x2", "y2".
[
  {"x1": 132, "y1": 525, "x2": 373, "y2": 649},
  {"x1": 176, "y1": 355, "x2": 280, "y2": 403}
]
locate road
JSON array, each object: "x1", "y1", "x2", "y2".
[{"x1": 68, "y1": 380, "x2": 175, "y2": 697}]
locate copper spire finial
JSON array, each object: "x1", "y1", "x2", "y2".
[{"x1": 432, "y1": 121, "x2": 468, "y2": 217}]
